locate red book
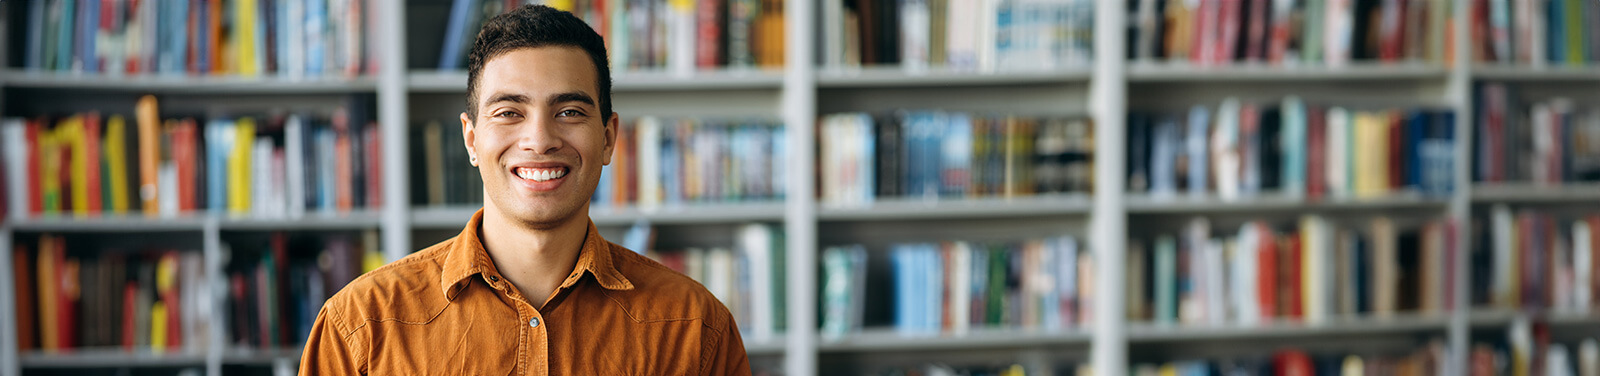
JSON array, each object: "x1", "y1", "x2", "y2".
[
  {"x1": 1273, "y1": 350, "x2": 1315, "y2": 376},
  {"x1": 1482, "y1": 84, "x2": 1506, "y2": 182},
  {"x1": 1215, "y1": 0, "x2": 1242, "y2": 65},
  {"x1": 696, "y1": 0, "x2": 724, "y2": 69},
  {"x1": 187, "y1": 0, "x2": 200, "y2": 74},
  {"x1": 1267, "y1": 0, "x2": 1292, "y2": 63},
  {"x1": 334, "y1": 112, "x2": 353, "y2": 212},
  {"x1": 99, "y1": 0, "x2": 114, "y2": 72},
  {"x1": 122, "y1": 282, "x2": 137, "y2": 350},
  {"x1": 173, "y1": 119, "x2": 199, "y2": 212},
  {"x1": 1255, "y1": 224, "x2": 1277, "y2": 320},
  {"x1": 1387, "y1": 111, "x2": 1402, "y2": 191},
  {"x1": 26, "y1": 118, "x2": 42, "y2": 216},
  {"x1": 14, "y1": 246, "x2": 36, "y2": 350},
  {"x1": 1306, "y1": 106, "x2": 1327, "y2": 200},
  {"x1": 1589, "y1": 216, "x2": 1600, "y2": 307},
  {"x1": 208, "y1": 0, "x2": 223, "y2": 75},
  {"x1": 1280, "y1": 234, "x2": 1303, "y2": 319},
  {"x1": 364, "y1": 122, "x2": 383, "y2": 209},
  {"x1": 57, "y1": 248, "x2": 79, "y2": 350},
  {"x1": 1378, "y1": 0, "x2": 1405, "y2": 61},
  {"x1": 84, "y1": 112, "x2": 104, "y2": 213},
  {"x1": 160, "y1": 252, "x2": 184, "y2": 350}
]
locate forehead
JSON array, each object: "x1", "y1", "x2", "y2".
[{"x1": 476, "y1": 46, "x2": 600, "y2": 103}]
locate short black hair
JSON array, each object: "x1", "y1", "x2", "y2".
[{"x1": 466, "y1": 5, "x2": 612, "y2": 123}]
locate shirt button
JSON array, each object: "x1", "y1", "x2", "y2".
[
  {"x1": 489, "y1": 276, "x2": 499, "y2": 282},
  {"x1": 529, "y1": 318, "x2": 541, "y2": 328}
]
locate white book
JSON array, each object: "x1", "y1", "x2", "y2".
[
  {"x1": 975, "y1": 0, "x2": 1001, "y2": 73},
  {"x1": 1574, "y1": 220, "x2": 1592, "y2": 314},
  {"x1": 1548, "y1": 344, "x2": 1574, "y2": 376},
  {"x1": 1203, "y1": 240, "x2": 1227, "y2": 326},
  {"x1": 900, "y1": 0, "x2": 931, "y2": 72},
  {"x1": 1134, "y1": 0, "x2": 1159, "y2": 62},
  {"x1": 949, "y1": 241, "x2": 972, "y2": 334},
  {"x1": 1420, "y1": 221, "x2": 1445, "y2": 313},
  {"x1": 1324, "y1": 0, "x2": 1352, "y2": 67},
  {"x1": 1234, "y1": 223, "x2": 1261, "y2": 325},
  {"x1": 823, "y1": 0, "x2": 844, "y2": 69},
  {"x1": 287, "y1": 0, "x2": 307, "y2": 80},
  {"x1": 285, "y1": 116, "x2": 306, "y2": 218},
  {"x1": 1326, "y1": 107, "x2": 1349, "y2": 198},
  {"x1": 1492, "y1": 204, "x2": 1516, "y2": 308},
  {"x1": 1181, "y1": 218, "x2": 1210, "y2": 324},
  {"x1": 708, "y1": 247, "x2": 735, "y2": 311},
  {"x1": 2, "y1": 119, "x2": 28, "y2": 221},
  {"x1": 636, "y1": 117, "x2": 663, "y2": 210},
  {"x1": 1580, "y1": 339, "x2": 1599, "y2": 376},
  {"x1": 1300, "y1": 214, "x2": 1330, "y2": 324},
  {"x1": 159, "y1": 163, "x2": 179, "y2": 217},
  {"x1": 1213, "y1": 98, "x2": 1242, "y2": 201},
  {"x1": 254, "y1": 139, "x2": 275, "y2": 218},
  {"x1": 1059, "y1": 235, "x2": 1080, "y2": 325},
  {"x1": 739, "y1": 223, "x2": 774, "y2": 342},
  {"x1": 668, "y1": 0, "x2": 696, "y2": 77},
  {"x1": 946, "y1": 0, "x2": 980, "y2": 70}
]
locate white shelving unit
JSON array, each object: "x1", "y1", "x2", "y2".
[{"x1": 3, "y1": 1, "x2": 1600, "y2": 375}]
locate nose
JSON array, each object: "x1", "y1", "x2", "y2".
[{"x1": 516, "y1": 116, "x2": 564, "y2": 155}]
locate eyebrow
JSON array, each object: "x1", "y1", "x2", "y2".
[{"x1": 482, "y1": 91, "x2": 596, "y2": 109}]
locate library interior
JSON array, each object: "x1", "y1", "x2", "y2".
[{"x1": 3, "y1": 0, "x2": 1600, "y2": 375}]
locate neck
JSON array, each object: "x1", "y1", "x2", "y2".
[{"x1": 478, "y1": 203, "x2": 590, "y2": 309}]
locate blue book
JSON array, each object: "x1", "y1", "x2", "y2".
[
  {"x1": 661, "y1": 126, "x2": 682, "y2": 205},
  {"x1": 164, "y1": 0, "x2": 191, "y2": 74},
  {"x1": 892, "y1": 246, "x2": 912, "y2": 333},
  {"x1": 1186, "y1": 106, "x2": 1210, "y2": 196},
  {"x1": 940, "y1": 113, "x2": 972, "y2": 196},
  {"x1": 1405, "y1": 110, "x2": 1429, "y2": 189},
  {"x1": 317, "y1": 128, "x2": 337, "y2": 211},
  {"x1": 195, "y1": 0, "x2": 211, "y2": 74},
  {"x1": 438, "y1": 0, "x2": 477, "y2": 70},
  {"x1": 25, "y1": 1, "x2": 46, "y2": 70},
  {"x1": 1550, "y1": 0, "x2": 1567, "y2": 64},
  {"x1": 307, "y1": 0, "x2": 327, "y2": 75},
  {"x1": 57, "y1": 0, "x2": 76, "y2": 71},
  {"x1": 770, "y1": 125, "x2": 787, "y2": 200},
  {"x1": 1150, "y1": 118, "x2": 1179, "y2": 196},
  {"x1": 923, "y1": 244, "x2": 943, "y2": 333},
  {"x1": 593, "y1": 164, "x2": 614, "y2": 206},
  {"x1": 79, "y1": 0, "x2": 97, "y2": 73},
  {"x1": 1282, "y1": 97, "x2": 1307, "y2": 197},
  {"x1": 207, "y1": 120, "x2": 234, "y2": 212}
]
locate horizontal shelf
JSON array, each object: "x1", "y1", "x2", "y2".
[
  {"x1": 5, "y1": 211, "x2": 384, "y2": 232},
  {"x1": 744, "y1": 338, "x2": 788, "y2": 356},
  {"x1": 1470, "y1": 183, "x2": 1600, "y2": 204},
  {"x1": 816, "y1": 66, "x2": 1093, "y2": 88},
  {"x1": 817, "y1": 194, "x2": 1093, "y2": 221},
  {"x1": 1125, "y1": 192, "x2": 1449, "y2": 215},
  {"x1": 817, "y1": 327, "x2": 1090, "y2": 353},
  {"x1": 222, "y1": 346, "x2": 304, "y2": 366},
  {"x1": 1126, "y1": 62, "x2": 1448, "y2": 83},
  {"x1": 1467, "y1": 308, "x2": 1600, "y2": 327},
  {"x1": 1127, "y1": 312, "x2": 1450, "y2": 343},
  {"x1": 410, "y1": 202, "x2": 786, "y2": 229},
  {"x1": 19, "y1": 348, "x2": 206, "y2": 368},
  {"x1": 408, "y1": 69, "x2": 784, "y2": 92},
  {"x1": 1, "y1": 69, "x2": 377, "y2": 93},
  {"x1": 1471, "y1": 65, "x2": 1600, "y2": 81}
]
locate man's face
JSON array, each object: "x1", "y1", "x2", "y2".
[{"x1": 462, "y1": 46, "x2": 617, "y2": 229}]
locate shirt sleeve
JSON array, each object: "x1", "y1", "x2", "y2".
[
  {"x1": 299, "y1": 304, "x2": 366, "y2": 375},
  {"x1": 700, "y1": 311, "x2": 752, "y2": 376}
]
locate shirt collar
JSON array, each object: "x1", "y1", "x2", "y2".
[{"x1": 439, "y1": 209, "x2": 635, "y2": 301}]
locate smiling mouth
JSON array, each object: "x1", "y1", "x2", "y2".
[{"x1": 515, "y1": 166, "x2": 569, "y2": 182}]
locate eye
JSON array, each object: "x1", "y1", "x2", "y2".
[
  {"x1": 492, "y1": 110, "x2": 522, "y2": 119},
  {"x1": 557, "y1": 109, "x2": 586, "y2": 118}
]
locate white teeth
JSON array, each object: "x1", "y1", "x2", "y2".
[{"x1": 517, "y1": 167, "x2": 566, "y2": 182}]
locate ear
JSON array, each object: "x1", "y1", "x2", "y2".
[
  {"x1": 460, "y1": 112, "x2": 477, "y2": 166},
  {"x1": 601, "y1": 112, "x2": 619, "y2": 166}
]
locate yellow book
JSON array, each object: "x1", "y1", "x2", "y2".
[
  {"x1": 549, "y1": 0, "x2": 576, "y2": 11},
  {"x1": 64, "y1": 115, "x2": 91, "y2": 216},
  {"x1": 37, "y1": 235, "x2": 59, "y2": 351},
  {"x1": 40, "y1": 125, "x2": 61, "y2": 214},
  {"x1": 236, "y1": 0, "x2": 259, "y2": 76},
  {"x1": 1158, "y1": 364, "x2": 1177, "y2": 376},
  {"x1": 136, "y1": 96, "x2": 162, "y2": 216},
  {"x1": 105, "y1": 115, "x2": 130, "y2": 213},
  {"x1": 363, "y1": 229, "x2": 384, "y2": 272},
  {"x1": 230, "y1": 118, "x2": 256, "y2": 214},
  {"x1": 150, "y1": 301, "x2": 167, "y2": 353}
]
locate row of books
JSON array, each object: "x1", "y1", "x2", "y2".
[
  {"x1": 224, "y1": 231, "x2": 381, "y2": 349},
  {"x1": 1127, "y1": 216, "x2": 1457, "y2": 326},
  {"x1": 1476, "y1": 319, "x2": 1600, "y2": 376},
  {"x1": 17, "y1": 0, "x2": 371, "y2": 78},
  {"x1": 12, "y1": 235, "x2": 209, "y2": 353},
  {"x1": 819, "y1": 111, "x2": 1094, "y2": 206},
  {"x1": 641, "y1": 223, "x2": 786, "y2": 342},
  {"x1": 819, "y1": 0, "x2": 1095, "y2": 72},
  {"x1": 816, "y1": 235, "x2": 1091, "y2": 338},
  {"x1": 2, "y1": 96, "x2": 383, "y2": 220},
  {"x1": 1132, "y1": 342, "x2": 1450, "y2": 376},
  {"x1": 437, "y1": 0, "x2": 787, "y2": 73},
  {"x1": 1128, "y1": 0, "x2": 1450, "y2": 67},
  {"x1": 1128, "y1": 98, "x2": 1457, "y2": 200},
  {"x1": 1477, "y1": 206, "x2": 1600, "y2": 312},
  {"x1": 1472, "y1": 0, "x2": 1600, "y2": 66},
  {"x1": 1474, "y1": 85, "x2": 1600, "y2": 184}
]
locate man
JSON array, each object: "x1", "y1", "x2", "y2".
[{"x1": 299, "y1": 5, "x2": 750, "y2": 374}]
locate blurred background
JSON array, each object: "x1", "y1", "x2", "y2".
[{"x1": 2, "y1": 0, "x2": 1599, "y2": 375}]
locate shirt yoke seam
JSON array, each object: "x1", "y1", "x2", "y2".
[{"x1": 600, "y1": 288, "x2": 706, "y2": 324}]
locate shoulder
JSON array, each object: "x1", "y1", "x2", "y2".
[
  {"x1": 320, "y1": 238, "x2": 455, "y2": 329},
  {"x1": 602, "y1": 242, "x2": 734, "y2": 329}
]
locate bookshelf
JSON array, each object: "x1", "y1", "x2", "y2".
[{"x1": 3, "y1": 1, "x2": 1600, "y2": 376}]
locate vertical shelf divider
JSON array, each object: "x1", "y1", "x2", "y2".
[
  {"x1": 1092, "y1": 1, "x2": 1129, "y2": 375},
  {"x1": 1, "y1": 226, "x2": 16, "y2": 376},
  {"x1": 783, "y1": 1, "x2": 820, "y2": 375},
  {"x1": 380, "y1": 0, "x2": 412, "y2": 263},
  {"x1": 1447, "y1": 0, "x2": 1475, "y2": 374}
]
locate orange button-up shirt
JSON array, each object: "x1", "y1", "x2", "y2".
[{"x1": 299, "y1": 210, "x2": 750, "y2": 375}]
